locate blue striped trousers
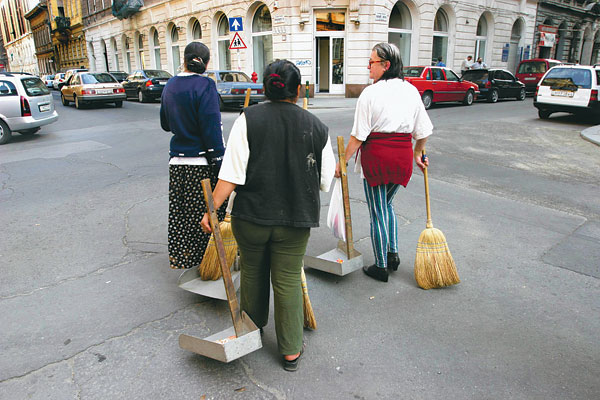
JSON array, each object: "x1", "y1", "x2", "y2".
[{"x1": 363, "y1": 180, "x2": 401, "y2": 269}]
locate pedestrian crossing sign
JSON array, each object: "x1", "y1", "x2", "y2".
[{"x1": 229, "y1": 32, "x2": 247, "y2": 50}]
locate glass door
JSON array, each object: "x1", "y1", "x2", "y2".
[{"x1": 314, "y1": 11, "x2": 345, "y2": 95}]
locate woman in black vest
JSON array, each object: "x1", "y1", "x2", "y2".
[{"x1": 201, "y1": 60, "x2": 335, "y2": 371}]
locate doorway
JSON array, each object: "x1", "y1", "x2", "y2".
[{"x1": 314, "y1": 11, "x2": 345, "y2": 94}]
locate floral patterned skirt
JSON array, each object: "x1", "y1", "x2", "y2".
[{"x1": 168, "y1": 164, "x2": 227, "y2": 269}]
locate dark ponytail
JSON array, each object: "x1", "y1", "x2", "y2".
[
  {"x1": 263, "y1": 60, "x2": 301, "y2": 101},
  {"x1": 183, "y1": 42, "x2": 210, "y2": 74}
]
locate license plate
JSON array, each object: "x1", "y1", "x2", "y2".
[
  {"x1": 251, "y1": 90, "x2": 258, "y2": 94},
  {"x1": 39, "y1": 104, "x2": 51, "y2": 112},
  {"x1": 551, "y1": 90, "x2": 574, "y2": 97},
  {"x1": 97, "y1": 89, "x2": 113, "y2": 94},
  {"x1": 524, "y1": 77, "x2": 536, "y2": 80}
]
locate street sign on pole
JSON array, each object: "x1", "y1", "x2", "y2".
[
  {"x1": 229, "y1": 32, "x2": 247, "y2": 50},
  {"x1": 229, "y1": 17, "x2": 243, "y2": 32}
]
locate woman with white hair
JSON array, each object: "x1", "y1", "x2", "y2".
[{"x1": 335, "y1": 42, "x2": 434, "y2": 282}]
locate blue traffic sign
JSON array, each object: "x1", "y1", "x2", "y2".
[{"x1": 229, "y1": 17, "x2": 243, "y2": 32}]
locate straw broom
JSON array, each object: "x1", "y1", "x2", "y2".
[
  {"x1": 414, "y1": 150, "x2": 460, "y2": 289},
  {"x1": 301, "y1": 267, "x2": 316, "y2": 329},
  {"x1": 199, "y1": 214, "x2": 238, "y2": 280}
]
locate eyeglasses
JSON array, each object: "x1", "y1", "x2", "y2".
[{"x1": 368, "y1": 59, "x2": 386, "y2": 67}]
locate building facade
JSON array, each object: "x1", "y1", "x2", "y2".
[
  {"x1": 0, "y1": 27, "x2": 8, "y2": 71},
  {"x1": 83, "y1": 0, "x2": 537, "y2": 97},
  {"x1": 533, "y1": 0, "x2": 600, "y2": 65},
  {"x1": 47, "y1": 0, "x2": 89, "y2": 71},
  {"x1": 25, "y1": 0, "x2": 56, "y2": 74},
  {"x1": 0, "y1": 0, "x2": 38, "y2": 73}
]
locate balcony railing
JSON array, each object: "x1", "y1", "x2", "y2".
[{"x1": 54, "y1": 16, "x2": 70, "y2": 33}]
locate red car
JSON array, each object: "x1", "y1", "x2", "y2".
[{"x1": 403, "y1": 66, "x2": 479, "y2": 109}]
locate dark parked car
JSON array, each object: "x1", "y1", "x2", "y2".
[
  {"x1": 204, "y1": 70, "x2": 265, "y2": 110},
  {"x1": 461, "y1": 69, "x2": 526, "y2": 103},
  {"x1": 122, "y1": 69, "x2": 172, "y2": 102},
  {"x1": 108, "y1": 71, "x2": 128, "y2": 83}
]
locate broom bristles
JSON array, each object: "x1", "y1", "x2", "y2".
[
  {"x1": 198, "y1": 216, "x2": 238, "y2": 281},
  {"x1": 414, "y1": 227, "x2": 459, "y2": 290},
  {"x1": 301, "y1": 268, "x2": 317, "y2": 330}
]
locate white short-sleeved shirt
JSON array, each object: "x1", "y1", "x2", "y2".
[
  {"x1": 350, "y1": 78, "x2": 433, "y2": 174},
  {"x1": 219, "y1": 113, "x2": 336, "y2": 192}
]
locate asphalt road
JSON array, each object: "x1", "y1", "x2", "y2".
[{"x1": 0, "y1": 92, "x2": 598, "y2": 399}]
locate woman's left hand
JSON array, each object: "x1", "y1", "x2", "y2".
[
  {"x1": 200, "y1": 213, "x2": 212, "y2": 233},
  {"x1": 414, "y1": 153, "x2": 429, "y2": 171}
]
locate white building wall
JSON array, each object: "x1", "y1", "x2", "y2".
[{"x1": 83, "y1": 0, "x2": 537, "y2": 95}]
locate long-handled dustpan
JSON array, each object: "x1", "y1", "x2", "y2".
[
  {"x1": 304, "y1": 136, "x2": 363, "y2": 276},
  {"x1": 179, "y1": 179, "x2": 262, "y2": 363}
]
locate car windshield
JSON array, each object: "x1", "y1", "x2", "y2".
[
  {"x1": 462, "y1": 70, "x2": 489, "y2": 83},
  {"x1": 403, "y1": 67, "x2": 424, "y2": 77},
  {"x1": 218, "y1": 72, "x2": 251, "y2": 82},
  {"x1": 145, "y1": 70, "x2": 172, "y2": 79},
  {"x1": 518, "y1": 61, "x2": 547, "y2": 74},
  {"x1": 21, "y1": 77, "x2": 50, "y2": 96},
  {"x1": 541, "y1": 68, "x2": 591, "y2": 89},
  {"x1": 81, "y1": 73, "x2": 118, "y2": 84},
  {"x1": 45, "y1": 75, "x2": 55, "y2": 80}
]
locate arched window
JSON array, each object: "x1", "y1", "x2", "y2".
[
  {"x1": 475, "y1": 15, "x2": 488, "y2": 62},
  {"x1": 137, "y1": 34, "x2": 145, "y2": 69},
  {"x1": 217, "y1": 14, "x2": 231, "y2": 70},
  {"x1": 112, "y1": 37, "x2": 120, "y2": 71},
  {"x1": 252, "y1": 5, "x2": 273, "y2": 81},
  {"x1": 432, "y1": 9, "x2": 448, "y2": 65},
  {"x1": 388, "y1": 1, "x2": 412, "y2": 65},
  {"x1": 151, "y1": 28, "x2": 161, "y2": 69},
  {"x1": 123, "y1": 35, "x2": 132, "y2": 73},
  {"x1": 171, "y1": 25, "x2": 181, "y2": 74},
  {"x1": 191, "y1": 19, "x2": 202, "y2": 40}
]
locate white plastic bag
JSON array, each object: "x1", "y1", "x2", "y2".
[{"x1": 327, "y1": 178, "x2": 346, "y2": 241}]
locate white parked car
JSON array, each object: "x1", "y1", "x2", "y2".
[
  {"x1": 52, "y1": 73, "x2": 65, "y2": 90},
  {"x1": 41, "y1": 74, "x2": 55, "y2": 88},
  {"x1": 0, "y1": 72, "x2": 58, "y2": 144},
  {"x1": 534, "y1": 65, "x2": 600, "y2": 119}
]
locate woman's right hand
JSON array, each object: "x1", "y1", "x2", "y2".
[{"x1": 334, "y1": 162, "x2": 342, "y2": 178}]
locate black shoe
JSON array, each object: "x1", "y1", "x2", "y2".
[
  {"x1": 387, "y1": 252, "x2": 400, "y2": 272},
  {"x1": 283, "y1": 346, "x2": 305, "y2": 372},
  {"x1": 363, "y1": 264, "x2": 388, "y2": 282}
]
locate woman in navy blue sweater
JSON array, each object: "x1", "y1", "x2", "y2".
[{"x1": 160, "y1": 42, "x2": 227, "y2": 270}]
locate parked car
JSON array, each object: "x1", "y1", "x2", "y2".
[
  {"x1": 60, "y1": 72, "x2": 126, "y2": 109},
  {"x1": 534, "y1": 65, "x2": 600, "y2": 119},
  {"x1": 0, "y1": 72, "x2": 58, "y2": 144},
  {"x1": 60, "y1": 68, "x2": 88, "y2": 90},
  {"x1": 122, "y1": 69, "x2": 172, "y2": 102},
  {"x1": 402, "y1": 66, "x2": 479, "y2": 109},
  {"x1": 461, "y1": 68, "x2": 526, "y2": 103},
  {"x1": 108, "y1": 71, "x2": 128, "y2": 83},
  {"x1": 41, "y1": 74, "x2": 55, "y2": 88},
  {"x1": 52, "y1": 73, "x2": 66, "y2": 90},
  {"x1": 516, "y1": 58, "x2": 563, "y2": 95},
  {"x1": 204, "y1": 70, "x2": 266, "y2": 110}
]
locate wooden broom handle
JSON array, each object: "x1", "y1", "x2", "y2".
[
  {"x1": 337, "y1": 136, "x2": 355, "y2": 258},
  {"x1": 201, "y1": 179, "x2": 244, "y2": 337},
  {"x1": 422, "y1": 150, "x2": 433, "y2": 229},
  {"x1": 243, "y1": 88, "x2": 251, "y2": 108}
]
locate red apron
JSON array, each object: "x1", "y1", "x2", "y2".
[{"x1": 359, "y1": 132, "x2": 413, "y2": 187}]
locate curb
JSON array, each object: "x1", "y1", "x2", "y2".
[{"x1": 581, "y1": 125, "x2": 600, "y2": 146}]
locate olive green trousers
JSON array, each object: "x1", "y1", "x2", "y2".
[{"x1": 232, "y1": 217, "x2": 309, "y2": 356}]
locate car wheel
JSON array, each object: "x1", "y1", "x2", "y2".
[
  {"x1": 0, "y1": 119, "x2": 12, "y2": 145},
  {"x1": 421, "y1": 92, "x2": 433, "y2": 110},
  {"x1": 488, "y1": 89, "x2": 499, "y2": 103},
  {"x1": 538, "y1": 109, "x2": 551, "y2": 119},
  {"x1": 61, "y1": 94, "x2": 70, "y2": 106},
  {"x1": 20, "y1": 128, "x2": 40, "y2": 135},
  {"x1": 74, "y1": 95, "x2": 83, "y2": 109},
  {"x1": 517, "y1": 88, "x2": 526, "y2": 101},
  {"x1": 463, "y1": 90, "x2": 474, "y2": 106},
  {"x1": 115, "y1": 100, "x2": 123, "y2": 108},
  {"x1": 138, "y1": 90, "x2": 148, "y2": 103}
]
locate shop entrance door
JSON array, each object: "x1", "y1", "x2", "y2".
[{"x1": 314, "y1": 11, "x2": 345, "y2": 95}]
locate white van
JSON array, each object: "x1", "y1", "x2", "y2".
[{"x1": 534, "y1": 65, "x2": 600, "y2": 119}]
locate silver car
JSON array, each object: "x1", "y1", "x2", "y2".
[{"x1": 0, "y1": 72, "x2": 59, "y2": 145}]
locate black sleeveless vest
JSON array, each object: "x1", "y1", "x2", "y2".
[{"x1": 231, "y1": 101, "x2": 329, "y2": 228}]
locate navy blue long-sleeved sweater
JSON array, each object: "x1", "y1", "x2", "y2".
[{"x1": 160, "y1": 75, "x2": 224, "y2": 162}]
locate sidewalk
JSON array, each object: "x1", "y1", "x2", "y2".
[
  {"x1": 297, "y1": 94, "x2": 357, "y2": 109},
  {"x1": 581, "y1": 124, "x2": 600, "y2": 146}
]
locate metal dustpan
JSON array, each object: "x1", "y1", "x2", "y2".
[
  {"x1": 304, "y1": 136, "x2": 363, "y2": 276},
  {"x1": 179, "y1": 179, "x2": 262, "y2": 363},
  {"x1": 177, "y1": 260, "x2": 241, "y2": 301}
]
